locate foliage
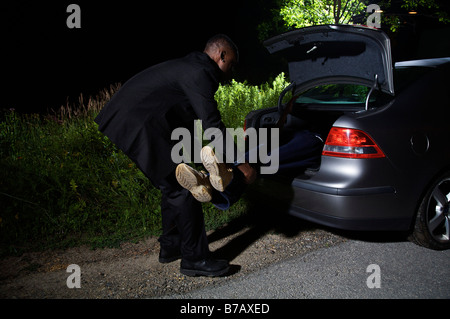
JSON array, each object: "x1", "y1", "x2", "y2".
[
  {"x1": 257, "y1": 0, "x2": 368, "y2": 39},
  {"x1": 401, "y1": 0, "x2": 446, "y2": 13},
  {"x1": 257, "y1": 0, "x2": 294, "y2": 41},
  {"x1": 0, "y1": 74, "x2": 290, "y2": 255},
  {"x1": 376, "y1": 0, "x2": 450, "y2": 32},
  {"x1": 280, "y1": 0, "x2": 367, "y2": 28},
  {"x1": 258, "y1": 0, "x2": 449, "y2": 39},
  {"x1": 398, "y1": 0, "x2": 448, "y2": 28},
  {"x1": 216, "y1": 73, "x2": 290, "y2": 128}
]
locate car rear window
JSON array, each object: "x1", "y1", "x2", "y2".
[
  {"x1": 294, "y1": 84, "x2": 390, "y2": 111},
  {"x1": 296, "y1": 84, "x2": 370, "y2": 105},
  {"x1": 292, "y1": 65, "x2": 438, "y2": 112}
]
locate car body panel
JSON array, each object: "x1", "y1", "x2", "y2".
[
  {"x1": 395, "y1": 57, "x2": 450, "y2": 68},
  {"x1": 263, "y1": 24, "x2": 394, "y2": 95},
  {"x1": 289, "y1": 186, "x2": 407, "y2": 230}
]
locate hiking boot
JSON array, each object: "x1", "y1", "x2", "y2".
[
  {"x1": 200, "y1": 146, "x2": 233, "y2": 192},
  {"x1": 175, "y1": 163, "x2": 213, "y2": 202}
]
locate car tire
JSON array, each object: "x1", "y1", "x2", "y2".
[{"x1": 411, "y1": 171, "x2": 450, "y2": 250}]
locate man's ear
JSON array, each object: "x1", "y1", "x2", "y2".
[{"x1": 220, "y1": 51, "x2": 226, "y2": 63}]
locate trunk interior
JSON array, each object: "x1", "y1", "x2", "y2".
[
  {"x1": 244, "y1": 105, "x2": 345, "y2": 178},
  {"x1": 246, "y1": 84, "x2": 393, "y2": 144},
  {"x1": 247, "y1": 104, "x2": 357, "y2": 143},
  {"x1": 245, "y1": 88, "x2": 392, "y2": 175}
]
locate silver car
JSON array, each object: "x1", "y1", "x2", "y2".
[{"x1": 245, "y1": 25, "x2": 450, "y2": 250}]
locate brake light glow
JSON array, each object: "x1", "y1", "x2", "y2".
[{"x1": 322, "y1": 127, "x2": 385, "y2": 159}]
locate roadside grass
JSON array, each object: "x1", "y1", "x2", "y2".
[{"x1": 0, "y1": 74, "x2": 289, "y2": 256}]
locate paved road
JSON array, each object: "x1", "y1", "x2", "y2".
[{"x1": 169, "y1": 240, "x2": 450, "y2": 299}]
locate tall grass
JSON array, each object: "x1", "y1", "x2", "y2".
[
  {"x1": 0, "y1": 73, "x2": 289, "y2": 255},
  {"x1": 216, "y1": 74, "x2": 289, "y2": 128}
]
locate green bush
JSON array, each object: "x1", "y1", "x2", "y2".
[
  {"x1": 216, "y1": 73, "x2": 289, "y2": 128},
  {"x1": 0, "y1": 74, "x2": 290, "y2": 255}
]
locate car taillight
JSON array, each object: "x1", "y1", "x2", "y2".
[{"x1": 322, "y1": 127, "x2": 385, "y2": 159}]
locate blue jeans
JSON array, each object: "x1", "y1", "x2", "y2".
[{"x1": 210, "y1": 130, "x2": 323, "y2": 210}]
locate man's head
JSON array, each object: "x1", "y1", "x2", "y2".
[{"x1": 204, "y1": 34, "x2": 239, "y2": 76}]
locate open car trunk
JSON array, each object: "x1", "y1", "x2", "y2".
[
  {"x1": 250, "y1": 24, "x2": 395, "y2": 131},
  {"x1": 245, "y1": 25, "x2": 396, "y2": 174}
]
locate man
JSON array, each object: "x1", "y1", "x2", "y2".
[{"x1": 95, "y1": 34, "x2": 256, "y2": 277}]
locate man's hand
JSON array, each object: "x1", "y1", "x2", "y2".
[{"x1": 236, "y1": 162, "x2": 257, "y2": 184}]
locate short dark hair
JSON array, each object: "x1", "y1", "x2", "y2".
[{"x1": 205, "y1": 34, "x2": 239, "y2": 63}]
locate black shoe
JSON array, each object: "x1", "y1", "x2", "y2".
[
  {"x1": 159, "y1": 247, "x2": 181, "y2": 264},
  {"x1": 180, "y1": 258, "x2": 230, "y2": 277}
]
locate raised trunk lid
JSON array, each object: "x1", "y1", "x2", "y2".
[{"x1": 264, "y1": 25, "x2": 394, "y2": 95}]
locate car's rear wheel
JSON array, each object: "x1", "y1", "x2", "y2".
[{"x1": 411, "y1": 171, "x2": 450, "y2": 250}]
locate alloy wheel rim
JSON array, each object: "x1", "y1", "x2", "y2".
[{"x1": 427, "y1": 177, "x2": 450, "y2": 243}]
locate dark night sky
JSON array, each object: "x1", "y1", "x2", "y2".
[
  {"x1": 2, "y1": 1, "x2": 449, "y2": 114},
  {"x1": 2, "y1": 1, "x2": 275, "y2": 113}
]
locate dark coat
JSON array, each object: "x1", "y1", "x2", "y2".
[{"x1": 95, "y1": 52, "x2": 234, "y2": 185}]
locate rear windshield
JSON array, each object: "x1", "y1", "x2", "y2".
[
  {"x1": 294, "y1": 84, "x2": 388, "y2": 111},
  {"x1": 296, "y1": 84, "x2": 370, "y2": 104},
  {"x1": 293, "y1": 66, "x2": 433, "y2": 111}
]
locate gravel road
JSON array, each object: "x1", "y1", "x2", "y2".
[
  {"x1": 165, "y1": 240, "x2": 450, "y2": 299},
  {"x1": 0, "y1": 211, "x2": 347, "y2": 299},
  {"x1": 2, "y1": 196, "x2": 447, "y2": 300}
]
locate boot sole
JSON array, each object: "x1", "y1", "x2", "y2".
[
  {"x1": 180, "y1": 266, "x2": 230, "y2": 277},
  {"x1": 175, "y1": 164, "x2": 212, "y2": 202},
  {"x1": 200, "y1": 147, "x2": 233, "y2": 192}
]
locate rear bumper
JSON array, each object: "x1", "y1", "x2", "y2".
[{"x1": 289, "y1": 180, "x2": 411, "y2": 231}]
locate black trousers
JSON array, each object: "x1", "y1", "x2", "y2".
[{"x1": 156, "y1": 172, "x2": 210, "y2": 262}]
